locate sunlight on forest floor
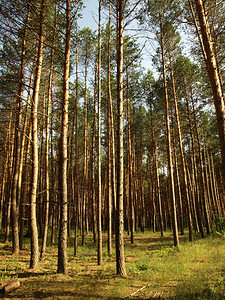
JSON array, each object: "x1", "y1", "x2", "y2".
[{"x1": 0, "y1": 231, "x2": 225, "y2": 299}]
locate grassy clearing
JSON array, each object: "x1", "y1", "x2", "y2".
[{"x1": 0, "y1": 230, "x2": 224, "y2": 299}]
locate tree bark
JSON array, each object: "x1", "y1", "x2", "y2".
[
  {"x1": 116, "y1": 0, "x2": 127, "y2": 276},
  {"x1": 107, "y1": 2, "x2": 113, "y2": 254},
  {"x1": 169, "y1": 57, "x2": 193, "y2": 241},
  {"x1": 57, "y1": 0, "x2": 71, "y2": 275},
  {"x1": 29, "y1": 0, "x2": 45, "y2": 269},
  {"x1": 193, "y1": 0, "x2": 225, "y2": 184},
  {"x1": 126, "y1": 70, "x2": 135, "y2": 244},
  {"x1": 11, "y1": 4, "x2": 30, "y2": 256},
  {"x1": 97, "y1": 0, "x2": 102, "y2": 266},
  {"x1": 40, "y1": 14, "x2": 56, "y2": 258},
  {"x1": 160, "y1": 18, "x2": 179, "y2": 247}
]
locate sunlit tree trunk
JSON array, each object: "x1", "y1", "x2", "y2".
[
  {"x1": 74, "y1": 19, "x2": 79, "y2": 256},
  {"x1": 107, "y1": 2, "x2": 113, "y2": 253},
  {"x1": 193, "y1": 0, "x2": 225, "y2": 184},
  {"x1": 82, "y1": 48, "x2": 88, "y2": 247},
  {"x1": 19, "y1": 45, "x2": 37, "y2": 249},
  {"x1": 57, "y1": 0, "x2": 71, "y2": 275},
  {"x1": 40, "y1": 15, "x2": 56, "y2": 258},
  {"x1": 97, "y1": 0, "x2": 102, "y2": 265},
  {"x1": 19, "y1": 120, "x2": 32, "y2": 249},
  {"x1": 11, "y1": 4, "x2": 30, "y2": 256},
  {"x1": 30, "y1": 0, "x2": 45, "y2": 269},
  {"x1": 116, "y1": 0, "x2": 127, "y2": 276},
  {"x1": 160, "y1": 18, "x2": 179, "y2": 247}
]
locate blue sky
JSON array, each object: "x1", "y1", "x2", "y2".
[
  {"x1": 78, "y1": 0, "x2": 99, "y2": 30},
  {"x1": 77, "y1": 0, "x2": 158, "y2": 73}
]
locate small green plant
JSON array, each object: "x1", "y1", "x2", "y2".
[
  {"x1": 213, "y1": 214, "x2": 225, "y2": 235},
  {"x1": 136, "y1": 263, "x2": 149, "y2": 271}
]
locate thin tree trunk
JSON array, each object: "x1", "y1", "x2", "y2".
[
  {"x1": 82, "y1": 51, "x2": 88, "y2": 246},
  {"x1": 191, "y1": 93, "x2": 210, "y2": 234},
  {"x1": 126, "y1": 71, "x2": 134, "y2": 244},
  {"x1": 97, "y1": 0, "x2": 102, "y2": 265},
  {"x1": 152, "y1": 129, "x2": 164, "y2": 237},
  {"x1": 185, "y1": 86, "x2": 205, "y2": 237},
  {"x1": 74, "y1": 19, "x2": 79, "y2": 256},
  {"x1": 19, "y1": 120, "x2": 32, "y2": 249},
  {"x1": 40, "y1": 18, "x2": 55, "y2": 258},
  {"x1": 91, "y1": 65, "x2": 97, "y2": 245},
  {"x1": 160, "y1": 18, "x2": 179, "y2": 247},
  {"x1": 116, "y1": 0, "x2": 127, "y2": 276},
  {"x1": 172, "y1": 125, "x2": 184, "y2": 236},
  {"x1": 169, "y1": 57, "x2": 193, "y2": 241},
  {"x1": 19, "y1": 46, "x2": 36, "y2": 249},
  {"x1": 0, "y1": 102, "x2": 13, "y2": 230},
  {"x1": 107, "y1": 2, "x2": 113, "y2": 254},
  {"x1": 5, "y1": 128, "x2": 14, "y2": 242},
  {"x1": 57, "y1": 0, "x2": 70, "y2": 275},
  {"x1": 11, "y1": 5, "x2": 30, "y2": 256},
  {"x1": 29, "y1": 0, "x2": 45, "y2": 269}
]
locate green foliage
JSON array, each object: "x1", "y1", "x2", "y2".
[{"x1": 212, "y1": 214, "x2": 225, "y2": 236}]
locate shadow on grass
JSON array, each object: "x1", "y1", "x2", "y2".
[
  {"x1": 0, "y1": 271, "x2": 51, "y2": 278},
  {"x1": 2, "y1": 278, "x2": 124, "y2": 299},
  {"x1": 4, "y1": 291, "x2": 123, "y2": 299}
]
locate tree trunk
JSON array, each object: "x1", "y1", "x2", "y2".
[
  {"x1": 169, "y1": 57, "x2": 193, "y2": 241},
  {"x1": 40, "y1": 17, "x2": 55, "y2": 258},
  {"x1": 193, "y1": 0, "x2": 225, "y2": 184},
  {"x1": 185, "y1": 86, "x2": 205, "y2": 237},
  {"x1": 116, "y1": 0, "x2": 127, "y2": 276},
  {"x1": 57, "y1": 0, "x2": 71, "y2": 275},
  {"x1": 74, "y1": 19, "x2": 79, "y2": 256},
  {"x1": 126, "y1": 71, "x2": 135, "y2": 244},
  {"x1": 160, "y1": 18, "x2": 179, "y2": 247},
  {"x1": 191, "y1": 93, "x2": 211, "y2": 234},
  {"x1": 107, "y1": 2, "x2": 113, "y2": 254},
  {"x1": 11, "y1": 5, "x2": 30, "y2": 256},
  {"x1": 29, "y1": 0, "x2": 45, "y2": 269},
  {"x1": 97, "y1": 0, "x2": 102, "y2": 266},
  {"x1": 152, "y1": 129, "x2": 164, "y2": 237}
]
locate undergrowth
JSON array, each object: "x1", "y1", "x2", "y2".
[{"x1": 0, "y1": 230, "x2": 224, "y2": 299}]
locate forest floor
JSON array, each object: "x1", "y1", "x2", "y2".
[{"x1": 0, "y1": 230, "x2": 224, "y2": 299}]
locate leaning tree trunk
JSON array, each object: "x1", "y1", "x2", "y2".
[
  {"x1": 57, "y1": 0, "x2": 71, "y2": 275},
  {"x1": 193, "y1": 0, "x2": 225, "y2": 184},
  {"x1": 29, "y1": 0, "x2": 45, "y2": 269}
]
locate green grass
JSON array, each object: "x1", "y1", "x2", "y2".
[{"x1": 0, "y1": 230, "x2": 224, "y2": 299}]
